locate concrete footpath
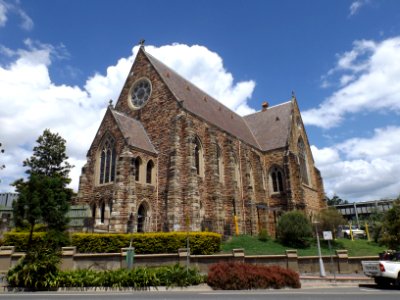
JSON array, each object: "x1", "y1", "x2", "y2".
[{"x1": 300, "y1": 273, "x2": 374, "y2": 287}]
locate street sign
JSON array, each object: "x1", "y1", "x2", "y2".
[{"x1": 323, "y1": 231, "x2": 333, "y2": 240}]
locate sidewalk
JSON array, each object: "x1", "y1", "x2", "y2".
[{"x1": 300, "y1": 273, "x2": 374, "y2": 287}]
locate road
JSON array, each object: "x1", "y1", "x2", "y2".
[{"x1": 1, "y1": 286, "x2": 400, "y2": 300}]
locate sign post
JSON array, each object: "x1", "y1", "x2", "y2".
[{"x1": 323, "y1": 231, "x2": 336, "y2": 283}]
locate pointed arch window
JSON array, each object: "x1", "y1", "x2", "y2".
[
  {"x1": 146, "y1": 160, "x2": 155, "y2": 184},
  {"x1": 216, "y1": 145, "x2": 224, "y2": 183},
  {"x1": 298, "y1": 138, "x2": 309, "y2": 185},
  {"x1": 270, "y1": 166, "x2": 284, "y2": 193},
  {"x1": 233, "y1": 155, "x2": 241, "y2": 188},
  {"x1": 99, "y1": 136, "x2": 116, "y2": 184},
  {"x1": 100, "y1": 202, "x2": 106, "y2": 224},
  {"x1": 194, "y1": 137, "x2": 204, "y2": 177},
  {"x1": 133, "y1": 157, "x2": 142, "y2": 182},
  {"x1": 248, "y1": 165, "x2": 255, "y2": 192}
]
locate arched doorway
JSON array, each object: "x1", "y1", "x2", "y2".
[{"x1": 137, "y1": 203, "x2": 147, "y2": 233}]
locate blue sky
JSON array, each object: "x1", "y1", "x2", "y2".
[{"x1": 0, "y1": 0, "x2": 399, "y2": 202}]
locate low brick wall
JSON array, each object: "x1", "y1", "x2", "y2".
[{"x1": 0, "y1": 246, "x2": 378, "y2": 274}]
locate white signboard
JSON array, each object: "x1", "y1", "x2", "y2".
[{"x1": 323, "y1": 231, "x2": 333, "y2": 240}]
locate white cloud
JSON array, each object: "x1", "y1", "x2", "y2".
[
  {"x1": 303, "y1": 37, "x2": 400, "y2": 128},
  {"x1": 0, "y1": 42, "x2": 256, "y2": 193},
  {"x1": 312, "y1": 126, "x2": 400, "y2": 202},
  {"x1": 0, "y1": 0, "x2": 33, "y2": 30},
  {"x1": 0, "y1": 1, "x2": 7, "y2": 27},
  {"x1": 349, "y1": 0, "x2": 369, "y2": 16},
  {"x1": 144, "y1": 44, "x2": 256, "y2": 114}
]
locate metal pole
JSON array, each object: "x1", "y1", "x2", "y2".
[
  {"x1": 315, "y1": 223, "x2": 326, "y2": 277},
  {"x1": 328, "y1": 239, "x2": 336, "y2": 283}
]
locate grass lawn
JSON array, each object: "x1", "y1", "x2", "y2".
[{"x1": 221, "y1": 235, "x2": 386, "y2": 257}]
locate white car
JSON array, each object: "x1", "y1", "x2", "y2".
[
  {"x1": 341, "y1": 225, "x2": 366, "y2": 239},
  {"x1": 362, "y1": 251, "x2": 400, "y2": 287}
]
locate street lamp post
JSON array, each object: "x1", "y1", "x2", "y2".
[{"x1": 314, "y1": 222, "x2": 326, "y2": 277}]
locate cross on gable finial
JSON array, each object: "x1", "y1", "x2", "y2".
[
  {"x1": 139, "y1": 39, "x2": 145, "y2": 48},
  {"x1": 291, "y1": 90, "x2": 296, "y2": 99}
]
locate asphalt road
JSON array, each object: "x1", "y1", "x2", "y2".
[{"x1": 1, "y1": 286, "x2": 400, "y2": 300}]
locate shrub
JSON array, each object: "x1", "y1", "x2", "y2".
[
  {"x1": 71, "y1": 232, "x2": 221, "y2": 254},
  {"x1": 57, "y1": 264, "x2": 205, "y2": 289},
  {"x1": 258, "y1": 229, "x2": 270, "y2": 242},
  {"x1": 276, "y1": 210, "x2": 313, "y2": 248},
  {"x1": 207, "y1": 262, "x2": 300, "y2": 289},
  {"x1": 6, "y1": 243, "x2": 61, "y2": 290}
]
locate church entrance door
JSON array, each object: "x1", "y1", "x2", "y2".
[{"x1": 137, "y1": 204, "x2": 147, "y2": 232}]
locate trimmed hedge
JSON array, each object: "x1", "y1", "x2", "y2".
[
  {"x1": 207, "y1": 262, "x2": 301, "y2": 289},
  {"x1": 3, "y1": 231, "x2": 221, "y2": 254},
  {"x1": 71, "y1": 232, "x2": 221, "y2": 254},
  {"x1": 3, "y1": 232, "x2": 47, "y2": 252}
]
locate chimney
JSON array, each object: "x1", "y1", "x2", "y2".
[{"x1": 262, "y1": 101, "x2": 269, "y2": 111}]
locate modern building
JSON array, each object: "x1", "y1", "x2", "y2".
[{"x1": 75, "y1": 45, "x2": 325, "y2": 236}]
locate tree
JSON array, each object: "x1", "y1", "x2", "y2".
[
  {"x1": 276, "y1": 210, "x2": 313, "y2": 248},
  {"x1": 379, "y1": 196, "x2": 400, "y2": 250},
  {"x1": 12, "y1": 129, "x2": 73, "y2": 245},
  {"x1": 316, "y1": 207, "x2": 346, "y2": 239},
  {"x1": 325, "y1": 194, "x2": 348, "y2": 206}
]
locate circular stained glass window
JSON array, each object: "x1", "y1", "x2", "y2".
[{"x1": 130, "y1": 78, "x2": 152, "y2": 109}]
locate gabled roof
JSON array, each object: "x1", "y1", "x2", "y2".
[
  {"x1": 111, "y1": 109, "x2": 157, "y2": 154},
  {"x1": 243, "y1": 101, "x2": 292, "y2": 151},
  {"x1": 142, "y1": 50, "x2": 261, "y2": 149},
  {"x1": 135, "y1": 48, "x2": 294, "y2": 152}
]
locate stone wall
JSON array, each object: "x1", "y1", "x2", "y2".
[{"x1": 0, "y1": 246, "x2": 375, "y2": 275}]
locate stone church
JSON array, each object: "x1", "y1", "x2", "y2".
[{"x1": 75, "y1": 45, "x2": 325, "y2": 236}]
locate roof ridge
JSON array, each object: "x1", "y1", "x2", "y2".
[{"x1": 142, "y1": 49, "x2": 244, "y2": 120}]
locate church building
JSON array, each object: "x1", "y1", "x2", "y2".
[{"x1": 75, "y1": 45, "x2": 325, "y2": 236}]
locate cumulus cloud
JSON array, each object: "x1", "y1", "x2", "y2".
[
  {"x1": 303, "y1": 37, "x2": 400, "y2": 128},
  {"x1": 144, "y1": 44, "x2": 256, "y2": 114},
  {"x1": 311, "y1": 126, "x2": 400, "y2": 201},
  {"x1": 0, "y1": 42, "x2": 256, "y2": 192}
]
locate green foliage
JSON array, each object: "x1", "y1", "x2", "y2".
[
  {"x1": 3, "y1": 231, "x2": 69, "y2": 252},
  {"x1": 6, "y1": 243, "x2": 61, "y2": 290},
  {"x1": 276, "y1": 210, "x2": 313, "y2": 248},
  {"x1": 12, "y1": 129, "x2": 73, "y2": 243},
  {"x1": 71, "y1": 232, "x2": 221, "y2": 254},
  {"x1": 326, "y1": 194, "x2": 348, "y2": 206},
  {"x1": 379, "y1": 198, "x2": 400, "y2": 250},
  {"x1": 222, "y1": 234, "x2": 386, "y2": 256},
  {"x1": 316, "y1": 207, "x2": 346, "y2": 239},
  {"x1": 57, "y1": 264, "x2": 204, "y2": 289},
  {"x1": 22, "y1": 129, "x2": 72, "y2": 178},
  {"x1": 207, "y1": 262, "x2": 300, "y2": 289},
  {"x1": 258, "y1": 229, "x2": 270, "y2": 242}
]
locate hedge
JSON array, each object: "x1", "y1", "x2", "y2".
[
  {"x1": 3, "y1": 232, "x2": 47, "y2": 252},
  {"x1": 71, "y1": 232, "x2": 221, "y2": 254},
  {"x1": 207, "y1": 262, "x2": 301, "y2": 289},
  {"x1": 3, "y1": 231, "x2": 221, "y2": 255}
]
